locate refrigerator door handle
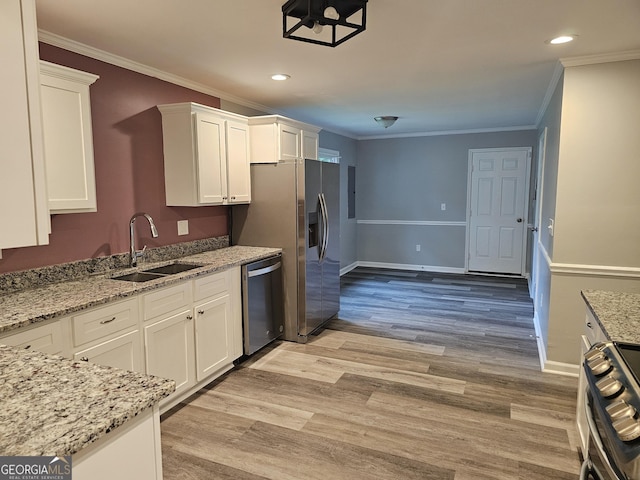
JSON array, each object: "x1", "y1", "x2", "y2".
[
  {"x1": 319, "y1": 193, "x2": 329, "y2": 262},
  {"x1": 316, "y1": 194, "x2": 324, "y2": 260}
]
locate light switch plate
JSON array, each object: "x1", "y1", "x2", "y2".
[
  {"x1": 441, "y1": 203, "x2": 446, "y2": 211},
  {"x1": 177, "y1": 220, "x2": 189, "y2": 236},
  {"x1": 548, "y1": 218, "x2": 554, "y2": 237}
]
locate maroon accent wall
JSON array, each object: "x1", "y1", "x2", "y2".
[{"x1": 0, "y1": 44, "x2": 227, "y2": 273}]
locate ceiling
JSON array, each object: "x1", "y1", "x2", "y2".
[{"x1": 34, "y1": 0, "x2": 640, "y2": 139}]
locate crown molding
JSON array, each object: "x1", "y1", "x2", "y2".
[
  {"x1": 37, "y1": 29, "x2": 274, "y2": 115},
  {"x1": 535, "y1": 60, "x2": 564, "y2": 127},
  {"x1": 356, "y1": 124, "x2": 537, "y2": 141},
  {"x1": 560, "y1": 49, "x2": 640, "y2": 68}
]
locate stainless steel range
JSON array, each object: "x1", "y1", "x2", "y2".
[{"x1": 582, "y1": 341, "x2": 640, "y2": 479}]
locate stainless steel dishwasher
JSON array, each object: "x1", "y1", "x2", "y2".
[{"x1": 241, "y1": 254, "x2": 284, "y2": 355}]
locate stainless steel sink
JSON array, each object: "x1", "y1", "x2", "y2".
[
  {"x1": 143, "y1": 263, "x2": 202, "y2": 275},
  {"x1": 110, "y1": 263, "x2": 204, "y2": 282},
  {"x1": 111, "y1": 272, "x2": 165, "y2": 282}
]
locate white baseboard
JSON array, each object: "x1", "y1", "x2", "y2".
[
  {"x1": 340, "y1": 262, "x2": 358, "y2": 276},
  {"x1": 543, "y1": 360, "x2": 579, "y2": 377},
  {"x1": 355, "y1": 261, "x2": 465, "y2": 274}
]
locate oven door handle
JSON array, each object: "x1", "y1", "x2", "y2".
[{"x1": 584, "y1": 395, "x2": 624, "y2": 480}]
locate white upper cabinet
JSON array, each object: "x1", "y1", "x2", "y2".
[
  {"x1": 40, "y1": 61, "x2": 99, "y2": 214},
  {"x1": 158, "y1": 102, "x2": 251, "y2": 206},
  {"x1": 248, "y1": 115, "x2": 320, "y2": 163},
  {"x1": 0, "y1": 0, "x2": 50, "y2": 250}
]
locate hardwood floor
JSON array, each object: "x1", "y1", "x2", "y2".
[{"x1": 161, "y1": 268, "x2": 581, "y2": 479}]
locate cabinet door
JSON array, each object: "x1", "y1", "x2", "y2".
[
  {"x1": 226, "y1": 119, "x2": 251, "y2": 204},
  {"x1": 40, "y1": 61, "x2": 98, "y2": 214},
  {"x1": 194, "y1": 294, "x2": 233, "y2": 381},
  {"x1": 144, "y1": 309, "x2": 194, "y2": 398},
  {"x1": 0, "y1": 0, "x2": 49, "y2": 249},
  {"x1": 576, "y1": 333, "x2": 590, "y2": 457},
  {"x1": 302, "y1": 130, "x2": 319, "y2": 160},
  {"x1": 0, "y1": 321, "x2": 64, "y2": 356},
  {"x1": 194, "y1": 112, "x2": 227, "y2": 204},
  {"x1": 74, "y1": 330, "x2": 142, "y2": 372},
  {"x1": 278, "y1": 124, "x2": 301, "y2": 160}
]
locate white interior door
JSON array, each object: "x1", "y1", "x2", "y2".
[{"x1": 467, "y1": 147, "x2": 531, "y2": 275}]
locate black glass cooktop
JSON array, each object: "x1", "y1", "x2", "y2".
[{"x1": 616, "y1": 342, "x2": 640, "y2": 384}]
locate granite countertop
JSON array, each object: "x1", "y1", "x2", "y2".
[
  {"x1": 0, "y1": 344, "x2": 175, "y2": 456},
  {"x1": 0, "y1": 245, "x2": 281, "y2": 335},
  {"x1": 581, "y1": 290, "x2": 640, "y2": 344},
  {"x1": 0, "y1": 243, "x2": 279, "y2": 457}
]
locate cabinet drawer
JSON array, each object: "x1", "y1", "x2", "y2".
[
  {"x1": 0, "y1": 321, "x2": 64, "y2": 356},
  {"x1": 143, "y1": 282, "x2": 192, "y2": 321},
  {"x1": 72, "y1": 298, "x2": 139, "y2": 347},
  {"x1": 194, "y1": 270, "x2": 230, "y2": 302}
]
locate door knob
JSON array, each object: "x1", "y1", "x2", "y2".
[{"x1": 517, "y1": 218, "x2": 523, "y2": 223}]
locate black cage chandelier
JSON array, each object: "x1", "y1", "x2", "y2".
[{"x1": 282, "y1": 0, "x2": 368, "y2": 47}]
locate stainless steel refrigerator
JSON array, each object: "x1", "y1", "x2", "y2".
[{"x1": 232, "y1": 158, "x2": 340, "y2": 343}]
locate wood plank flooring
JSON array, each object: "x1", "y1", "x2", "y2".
[{"x1": 161, "y1": 268, "x2": 581, "y2": 479}]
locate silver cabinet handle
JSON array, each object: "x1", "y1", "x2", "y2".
[
  {"x1": 80, "y1": 356, "x2": 89, "y2": 362},
  {"x1": 197, "y1": 310, "x2": 205, "y2": 315},
  {"x1": 24, "y1": 344, "x2": 31, "y2": 350},
  {"x1": 186, "y1": 314, "x2": 193, "y2": 320},
  {"x1": 100, "y1": 316, "x2": 116, "y2": 325},
  {"x1": 587, "y1": 322, "x2": 593, "y2": 329}
]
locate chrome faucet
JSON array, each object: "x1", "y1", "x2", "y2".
[{"x1": 129, "y1": 213, "x2": 159, "y2": 267}]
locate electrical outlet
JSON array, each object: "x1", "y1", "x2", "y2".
[
  {"x1": 177, "y1": 220, "x2": 189, "y2": 236},
  {"x1": 416, "y1": 244, "x2": 421, "y2": 252},
  {"x1": 441, "y1": 203, "x2": 446, "y2": 211}
]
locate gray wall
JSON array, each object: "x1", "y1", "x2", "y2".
[
  {"x1": 318, "y1": 130, "x2": 358, "y2": 272},
  {"x1": 540, "y1": 59, "x2": 640, "y2": 367},
  {"x1": 534, "y1": 72, "x2": 564, "y2": 358},
  {"x1": 356, "y1": 130, "x2": 538, "y2": 271}
]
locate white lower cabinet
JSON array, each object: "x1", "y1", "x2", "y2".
[
  {"x1": 69, "y1": 297, "x2": 142, "y2": 372},
  {"x1": 73, "y1": 330, "x2": 142, "y2": 372},
  {"x1": 0, "y1": 321, "x2": 64, "y2": 356},
  {"x1": 142, "y1": 267, "x2": 242, "y2": 410},
  {"x1": 73, "y1": 406, "x2": 163, "y2": 480},
  {"x1": 576, "y1": 309, "x2": 608, "y2": 456},
  {"x1": 144, "y1": 308, "x2": 195, "y2": 400},
  {"x1": 195, "y1": 294, "x2": 232, "y2": 381}
]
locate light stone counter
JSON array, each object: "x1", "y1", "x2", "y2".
[
  {"x1": 0, "y1": 245, "x2": 280, "y2": 335},
  {"x1": 0, "y1": 344, "x2": 175, "y2": 456},
  {"x1": 581, "y1": 290, "x2": 640, "y2": 344},
  {"x1": 0, "y1": 242, "x2": 280, "y2": 458}
]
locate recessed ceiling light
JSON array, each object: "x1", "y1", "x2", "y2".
[
  {"x1": 271, "y1": 74, "x2": 290, "y2": 81},
  {"x1": 549, "y1": 35, "x2": 576, "y2": 45}
]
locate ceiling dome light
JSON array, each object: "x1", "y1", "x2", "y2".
[
  {"x1": 549, "y1": 35, "x2": 576, "y2": 45},
  {"x1": 374, "y1": 116, "x2": 398, "y2": 128},
  {"x1": 271, "y1": 74, "x2": 291, "y2": 81}
]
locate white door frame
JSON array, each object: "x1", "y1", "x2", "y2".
[
  {"x1": 464, "y1": 146, "x2": 532, "y2": 275},
  {"x1": 531, "y1": 128, "x2": 547, "y2": 302}
]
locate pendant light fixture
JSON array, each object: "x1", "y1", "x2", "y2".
[{"x1": 282, "y1": 0, "x2": 368, "y2": 47}]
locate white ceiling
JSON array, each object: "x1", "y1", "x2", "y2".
[{"x1": 34, "y1": 0, "x2": 640, "y2": 139}]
